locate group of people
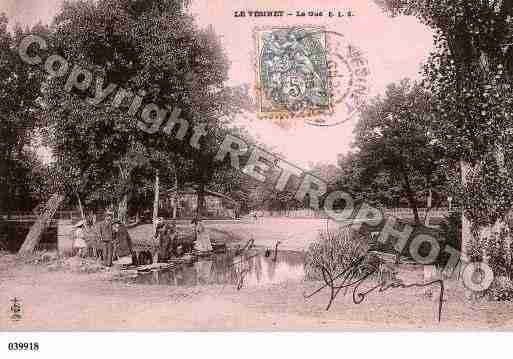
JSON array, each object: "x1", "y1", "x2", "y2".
[
  {"x1": 153, "y1": 217, "x2": 213, "y2": 262},
  {"x1": 72, "y1": 211, "x2": 213, "y2": 267},
  {"x1": 72, "y1": 210, "x2": 135, "y2": 267}
]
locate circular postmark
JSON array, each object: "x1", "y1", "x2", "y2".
[
  {"x1": 255, "y1": 27, "x2": 370, "y2": 127},
  {"x1": 309, "y1": 30, "x2": 370, "y2": 127}
]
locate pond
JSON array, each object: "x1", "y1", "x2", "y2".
[{"x1": 130, "y1": 250, "x2": 306, "y2": 287}]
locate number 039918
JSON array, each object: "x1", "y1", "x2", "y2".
[{"x1": 8, "y1": 342, "x2": 39, "y2": 351}]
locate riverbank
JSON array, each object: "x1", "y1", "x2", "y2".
[{"x1": 1, "y1": 255, "x2": 513, "y2": 330}]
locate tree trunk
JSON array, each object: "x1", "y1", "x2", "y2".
[
  {"x1": 18, "y1": 193, "x2": 65, "y2": 255},
  {"x1": 172, "y1": 197, "x2": 178, "y2": 219},
  {"x1": 76, "y1": 192, "x2": 85, "y2": 220},
  {"x1": 152, "y1": 170, "x2": 160, "y2": 264},
  {"x1": 461, "y1": 160, "x2": 472, "y2": 267},
  {"x1": 425, "y1": 188, "x2": 432, "y2": 226},
  {"x1": 197, "y1": 183, "x2": 205, "y2": 218},
  {"x1": 118, "y1": 193, "x2": 128, "y2": 224},
  {"x1": 460, "y1": 159, "x2": 477, "y2": 301},
  {"x1": 402, "y1": 173, "x2": 421, "y2": 225},
  {"x1": 3, "y1": 183, "x2": 11, "y2": 220},
  {"x1": 116, "y1": 162, "x2": 132, "y2": 224},
  {"x1": 153, "y1": 169, "x2": 159, "y2": 234},
  {"x1": 172, "y1": 167, "x2": 178, "y2": 219},
  {"x1": 422, "y1": 188, "x2": 437, "y2": 290},
  {"x1": 401, "y1": 173, "x2": 427, "y2": 278}
]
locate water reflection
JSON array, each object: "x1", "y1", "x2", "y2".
[{"x1": 132, "y1": 250, "x2": 305, "y2": 287}]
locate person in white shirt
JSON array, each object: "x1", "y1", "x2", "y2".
[
  {"x1": 73, "y1": 220, "x2": 87, "y2": 257},
  {"x1": 192, "y1": 218, "x2": 212, "y2": 253}
]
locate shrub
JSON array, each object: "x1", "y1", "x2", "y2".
[
  {"x1": 487, "y1": 276, "x2": 513, "y2": 301},
  {"x1": 304, "y1": 226, "x2": 372, "y2": 281},
  {"x1": 485, "y1": 228, "x2": 510, "y2": 278},
  {"x1": 466, "y1": 233, "x2": 485, "y2": 263},
  {"x1": 467, "y1": 227, "x2": 513, "y2": 301},
  {"x1": 437, "y1": 211, "x2": 461, "y2": 268}
]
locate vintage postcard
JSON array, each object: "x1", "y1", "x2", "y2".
[{"x1": 2, "y1": 0, "x2": 513, "y2": 350}]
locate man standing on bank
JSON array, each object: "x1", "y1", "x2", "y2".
[
  {"x1": 98, "y1": 210, "x2": 114, "y2": 267},
  {"x1": 154, "y1": 217, "x2": 176, "y2": 262},
  {"x1": 113, "y1": 219, "x2": 138, "y2": 265}
]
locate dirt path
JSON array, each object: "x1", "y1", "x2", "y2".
[{"x1": 2, "y1": 261, "x2": 513, "y2": 330}]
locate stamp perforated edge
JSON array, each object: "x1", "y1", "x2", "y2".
[{"x1": 252, "y1": 25, "x2": 336, "y2": 122}]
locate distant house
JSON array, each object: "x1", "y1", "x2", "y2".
[{"x1": 159, "y1": 188, "x2": 239, "y2": 219}]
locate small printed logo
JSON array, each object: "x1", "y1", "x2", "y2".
[{"x1": 10, "y1": 297, "x2": 22, "y2": 321}]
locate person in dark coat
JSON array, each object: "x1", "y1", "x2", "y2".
[
  {"x1": 154, "y1": 218, "x2": 176, "y2": 262},
  {"x1": 98, "y1": 210, "x2": 114, "y2": 267},
  {"x1": 113, "y1": 220, "x2": 137, "y2": 265}
]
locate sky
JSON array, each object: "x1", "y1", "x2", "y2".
[{"x1": 2, "y1": 0, "x2": 434, "y2": 168}]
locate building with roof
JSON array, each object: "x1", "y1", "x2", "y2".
[{"x1": 159, "y1": 187, "x2": 239, "y2": 219}]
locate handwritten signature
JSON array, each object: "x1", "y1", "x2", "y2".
[{"x1": 303, "y1": 255, "x2": 445, "y2": 322}]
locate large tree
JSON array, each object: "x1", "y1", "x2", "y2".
[
  {"x1": 375, "y1": 0, "x2": 513, "y2": 228},
  {"x1": 0, "y1": 14, "x2": 50, "y2": 215},
  {"x1": 352, "y1": 79, "x2": 452, "y2": 224},
  {"x1": 42, "y1": 0, "x2": 250, "y2": 219}
]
